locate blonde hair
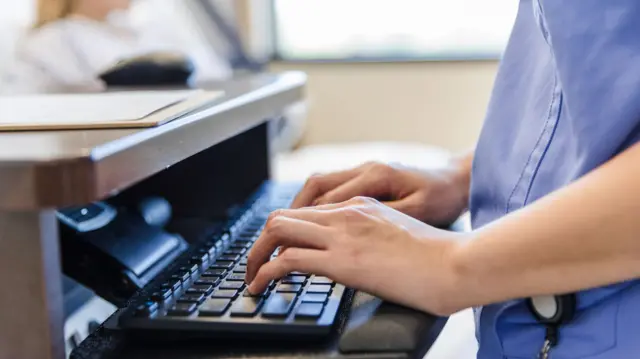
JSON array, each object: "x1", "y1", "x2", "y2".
[{"x1": 34, "y1": 0, "x2": 76, "y2": 28}]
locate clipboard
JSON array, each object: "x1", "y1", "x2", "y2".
[{"x1": 0, "y1": 90, "x2": 224, "y2": 131}]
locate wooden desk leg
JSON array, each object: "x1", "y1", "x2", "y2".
[{"x1": 0, "y1": 210, "x2": 65, "y2": 359}]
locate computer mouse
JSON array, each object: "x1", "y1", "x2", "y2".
[{"x1": 99, "y1": 52, "x2": 195, "y2": 87}]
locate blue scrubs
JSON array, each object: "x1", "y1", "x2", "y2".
[{"x1": 470, "y1": 0, "x2": 640, "y2": 357}]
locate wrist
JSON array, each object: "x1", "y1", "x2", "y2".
[
  {"x1": 444, "y1": 230, "x2": 493, "y2": 313},
  {"x1": 448, "y1": 153, "x2": 473, "y2": 206},
  {"x1": 426, "y1": 154, "x2": 472, "y2": 226},
  {"x1": 415, "y1": 232, "x2": 477, "y2": 316}
]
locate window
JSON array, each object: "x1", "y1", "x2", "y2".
[{"x1": 272, "y1": 0, "x2": 518, "y2": 61}]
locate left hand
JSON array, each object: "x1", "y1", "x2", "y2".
[{"x1": 245, "y1": 197, "x2": 469, "y2": 316}]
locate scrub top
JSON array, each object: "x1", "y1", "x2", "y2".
[{"x1": 470, "y1": 0, "x2": 640, "y2": 358}]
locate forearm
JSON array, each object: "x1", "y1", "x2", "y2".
[{"x1": 450, "y1": 143, "x2": 640, "y2": 311}]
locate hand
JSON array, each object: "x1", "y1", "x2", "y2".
[
  {"x1": 245, "y1": 197, "x2": 468, "y2": 316},
  {"x1": 291, "y1": 161, "x2": 471, "y2": 227}
]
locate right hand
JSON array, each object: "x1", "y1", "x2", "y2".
[{"x1": 291, "y1": 161, "x2": 471, "y2": 227}]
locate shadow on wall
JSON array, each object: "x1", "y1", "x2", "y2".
[{"x1": 270, "y1": 60, "x2": 499, "y2": 153}]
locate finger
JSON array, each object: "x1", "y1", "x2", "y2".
[
  {"x1": 270, "y1": 207, "x2": 341, "y2": 263},
  {"x1": 291, "y1": 168, "x2": 362, "y2": 209},
  {"x1": 277, "y1": 246, "x2": 288, "y2": 257},
  {"x1": 383, "y1": 193, "x2": 425, "y2": 220},
  {"x1": 267, "y1": 208, "x2": 333, "y2": 226},
  {"x1": 246, "y1": 217, "x2": 332, "y2": 283},
  {"x1": 383, "y1": 197, "x2": 412, "y2": 214},
  {"x1": 247, "y1": 248, "x2": 330, "y2": 293},
  {"x1": 307, "y1": 196, "x2": 378, "y2": 211},
  {"x1": 316, "y1": 174, "x2": 386, "y2": 205}
]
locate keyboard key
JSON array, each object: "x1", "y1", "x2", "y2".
[
  {"x1": 190, "y1": 253, "x2": 209, "y2": 265},
  {"x1": 291, "y1": 271, "x2": 310, "y2": 277},
  {"x1": 167, "y1": 303, "x2": 196, "y2": 316},
  {"x1": 225, "y1": 248, "x2": 247, "y2": 256},
  {"x1": 187, "y1": 285, "x2": 214, "y2": 295},
  {"x1": 135, "y1": 301, "x2": 158, "y2": 317},
  {"x1": 171, "y1": 272, "x2": 190, "y2": 282},
  {"x1": 230, "y1": 297, "x2": 264, "y2": 317},
  {"x1": 151, "y1": 289, "x2": 172, "y2": 302},
  {"x1": 220, "y1": 281, "x2": 244, "y2": 290},
  {"x1": 226, "y1": 274, "x2": 246, "y2": 282},
  {"x1": 211, "y1": 289, "x2": 238, "y2": 299},
  {"x1": 233, "y1": 265, "x2": 247, "y2": 273},
  {"x1": 178, "y1": 293, "x2": 205, "y2": 304},
  {"x1": 231, "y1": 242, "x2": 251, "y2": 249},
  {"x1": 262, "y1": 293, "x2": 297, "y2": 318},
  {"x1": 311, "y1": 276, "x2": 334, "y2": 285},
  {"x1": 306, "y1": 285, "x2": 332, "y2": 294},
  {"x1": 276, "y1": 284, "x2": 302, "y2": 293},
  {"x1": 180, "y1": 265, "x2": 199, "y2": 275},
  {"x1": 219, "y1": 255, "x2": 240, "y2": 262},
  {"x1": 243, "y1": 289, "x2": 268, "y2": 298},
  {"x1": 202, "y1": 269, "x2": 227, "y2": 278},
  {"x1": 194, "y1": 278, "x2": 219, "y2": 287},
  {"x1": 239, "y1": 258, "x2": 248, "y2": 265},
  {"x1": 296, "y1": 303, "x2": 324, "y2": 319},
  {"x1": 199, "y1": 299, "x2": 232, "y2": 317},
  {"x1": 282, "y1": 276, "x2": 307, "y2": 285},
  {"x1": 210, "y1": 261, "x2": 234, "y2": 270},
  {"x1": 215, "y1": 241, "x2": 225, "y2": 252},
  {"x1": 302, "y1": 293, "x2": 328, "y2": 304},
  {"x1": 163, "y1": 280, "x2": 181, "y2": 292}
]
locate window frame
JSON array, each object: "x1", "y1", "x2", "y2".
[{"x1": 269, "y1": 0, "x2": 511, "y2": 63}]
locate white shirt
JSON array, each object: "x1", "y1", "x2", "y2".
[{"x1": 1, "y1": 15, "x2": 232, "y2": 94}]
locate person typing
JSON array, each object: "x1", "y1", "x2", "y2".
[{"x1": 245, "y1": 2, "x2": 640, "y2": 358}]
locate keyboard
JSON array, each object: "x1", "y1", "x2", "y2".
[{"x1": 120, "y1": 183, "x2": 349, "y2": 338}]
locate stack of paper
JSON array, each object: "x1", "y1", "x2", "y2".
[{"x1": 0, "y1": 90, "x2": 224, "y2": 131}]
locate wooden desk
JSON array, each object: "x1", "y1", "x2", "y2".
[{"x1": 0, "y1": 73, "x2": 305, "y2": 359}]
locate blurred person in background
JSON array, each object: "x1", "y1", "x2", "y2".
[{"x1": 1, "y1": 0, "x2": 232, "y2": 94}]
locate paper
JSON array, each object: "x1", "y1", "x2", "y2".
[{"x1": 0, "y1": 90, "x2": 198, "y2": 125}]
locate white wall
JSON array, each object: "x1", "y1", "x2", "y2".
[
  {"x1": 271, "y1": 61, "x2": 498, "y2": 152},
  {"x1": 241, "y1": 0, "x2": 501, "y2": 152}
]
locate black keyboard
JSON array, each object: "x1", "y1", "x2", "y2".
[{"x1": 120, "y1": 183, "x2": 349, "y2": 338}]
